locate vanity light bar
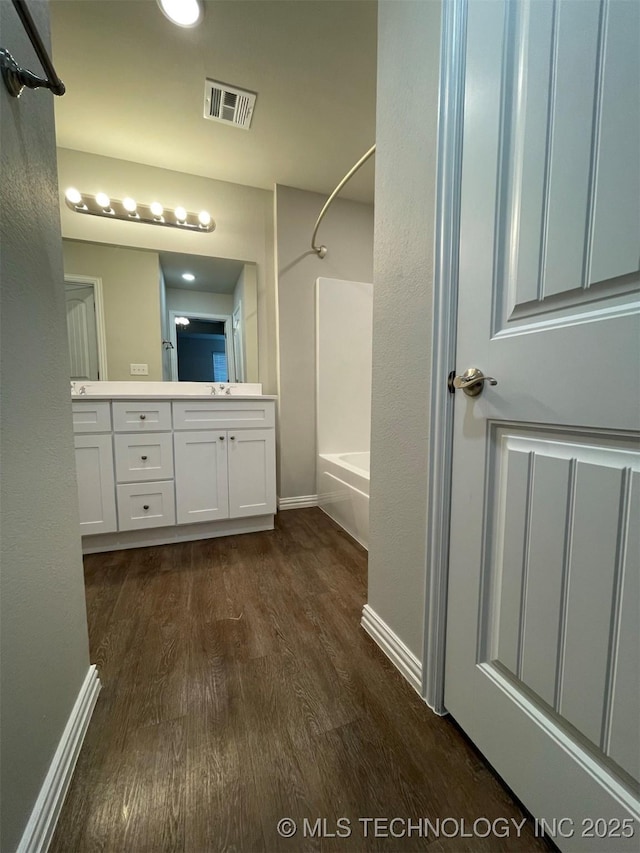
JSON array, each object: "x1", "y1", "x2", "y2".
[{"x1": 64, "y1": 189, "x2": 215, "y2": 233}]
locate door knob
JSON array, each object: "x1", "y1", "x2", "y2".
[{"x1": 448, "y1": 367, "x2": 497, "y2": 397}]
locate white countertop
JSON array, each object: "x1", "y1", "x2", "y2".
[
  {"x1": 70, "y1": 381, "x2": 275, "y2": 401},
  {"x1": 72, "y1": 394, "x2": 277, "y2": 401}
]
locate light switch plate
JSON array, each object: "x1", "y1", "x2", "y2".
[{"x1": 130, "y1": 363, "x2": 149, "y2": 375}]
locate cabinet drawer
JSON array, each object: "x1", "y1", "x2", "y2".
[
  {"x1": 116, "y1": 481, "x2": 175, "y2": 531},
  {"x1": 72, "y1": 401, "x2": 111, "y2": 433},
  {"x1": 172, "y1": 401, "x2": 275, "y2": 430},
  {"x1": 112, "y1": 401, "x2": 172, "y2": 432},
  {"x1": 114, "y1": 433, "x2": 174, "y2": 483}
]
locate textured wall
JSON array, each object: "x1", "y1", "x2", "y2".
[
  {"x1": 57, "y1": 148, "x2": 278, "y2": 393},
  {"x1": 275, "y1": 185, "x2": 374, "y2": 499},
  {"x1": 367, "y1": 0, "x2": 442, "y2": 660},
  {"x1": 0, "y1": 3, "x2": 91, "y2": 849},
  {"x1": 63, "y1": 240, "x2": 162, "y2": 380}
]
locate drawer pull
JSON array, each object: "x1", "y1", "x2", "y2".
[
  {"x1": 139, "y1": 414, "x2": 146, "y2": 420},
  {"x1": 143, "y1": 504, "x2": 150, "y2": 511},
  {"x1": 141, "y1": 455, "x2": 148, "y2": 461}
]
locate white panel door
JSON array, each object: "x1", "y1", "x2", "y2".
[
  {"x1": 74, "y1": 434, "x2": 117, "y2": 535},
  {"x1": 173, "y1": 430, "x2": 229, "y2": 524},
  {"x1": 445, "y1": 1, "x2": 639, "y2": 849},
  {"x1": 227, "y1": 429, "x2": 276, "y2": 518},
  {"x1": 65, "y1": 283, "x2": 99, "y2": 381}
]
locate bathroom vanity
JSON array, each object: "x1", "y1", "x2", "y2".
[{"x1": 71, "y1": 383, "x2": 277, "y2": 553}]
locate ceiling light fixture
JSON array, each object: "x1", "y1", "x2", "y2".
[
  {"x1": 182, "y1": 273, "x2": 195, "y2": 282},
  {"x1": 65, "y1": 187, "x2": 83, "y2": 205},
  {"x1": 157, "y1": 0, "x2": 203, "y2": 28},
  {"x1": 64, "y1": 190, "x2": 215, "y2": 233}
]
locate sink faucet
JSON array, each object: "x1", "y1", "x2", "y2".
[{"x1": 209, "y1": 384, "x2": 232, "y2": 395}]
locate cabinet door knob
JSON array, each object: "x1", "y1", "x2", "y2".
[
  {"x1": 141, "y1": 455, "x2": 148, "y2": 461},
  {"x1": 139, "y1": 414, "x2": 146, "y2": 420},
  {"x1": 230, "y1": 435, "x2": 236, "y2": 440},
  {"x1": 219, "y1": 436, "x2": 225, "y2": 441},
  {"x1": 143, "y1": 504, "x2": 149, "y2": 511}
]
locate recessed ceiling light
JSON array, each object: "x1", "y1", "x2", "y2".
[
  {"x1": 182, "y1": 273, "x2": 195, "y2": 282},
  {"x1": 157, "y1": 0, "x2": 203, "y2": 28}
]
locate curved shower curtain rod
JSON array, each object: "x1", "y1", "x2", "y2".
[{"x1": 311, "y1": 144, "x2": 376, "y2": 259}]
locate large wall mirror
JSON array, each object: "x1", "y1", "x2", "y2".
[{"x1": 62, "y1": 239, "x2": 258, "y2": 384}]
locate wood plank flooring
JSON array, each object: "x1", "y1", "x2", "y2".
[{"x1": 50, "y1": 508, "x2": 551, "y2": 852}]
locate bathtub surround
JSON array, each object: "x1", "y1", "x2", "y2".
[
  {"x1": 275, "y1": 185, "x2": 374, "y2": 503},
  {"x1": 366, "y1": 0, "x2": 442, "y2": 666},
  {"x1": 316, "y1": 277, "x2": 373, "y2": 546},
  {"x1": 0, "y1": 3, "x2": 96, "y2": 849},
  {"x1": 315, "y1": 278, "x2": 373, "y2": 455}
]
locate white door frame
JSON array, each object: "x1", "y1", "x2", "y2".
[
  {"x1": 421, "y1": 0, "x2": 467, "y2": 715},
  {"x1": 168, "y1": 310, "x2": 237, "y2": 382},
  {"x1": 64, "y1": 274, "x2": 108, "y2": 381}
]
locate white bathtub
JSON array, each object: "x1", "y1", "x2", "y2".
[{"x1": 317, "y1": 451, "x2": 370, "y2": 549}]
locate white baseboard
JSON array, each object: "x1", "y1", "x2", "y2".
[
  {"x1": 278, "y1": 494, "x2": 318, "y2": 510},
  {"x1": 361, "y1": 604, "x2": 422, "y2": 694},
  {"x1": 17, "y1": 665, "x2": 101, "y2": 853}
]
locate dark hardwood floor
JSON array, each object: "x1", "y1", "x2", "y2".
[{"x1": 51, "y1": 508, "x2": 550, "y2": 852}]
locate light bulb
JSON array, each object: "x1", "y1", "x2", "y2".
[
  {"x1": 65, "y1": 187, "x2": 82, "y2": 205},
  {"x1": 95, "y1": 192, "x2": 111, "y2": 209},
  {"x1": 175, "y1": 206, "x2": 187, "y2": 222},
  {"x1": 157, "y1": 0, "x2": 203, "y2": 28},
  {"x1": 150, "y1": 201, "x2": 163, "y2": 218},
  {"x1": 182, "y1": 273, "x2": 195, "y2": 282},
  {"x1": 198, "y1": 210, "x2": 211, "y2": 227},
  {"x1": 122, "y1": 197, "x2": 137, "y2": 213}
]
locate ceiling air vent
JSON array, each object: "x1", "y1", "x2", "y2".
[{"x1": 203, "y1": 79, "x2": 256, "y2": 130}]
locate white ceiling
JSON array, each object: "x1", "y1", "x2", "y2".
[
  {"x1": 50, "y1": 0, "x2": 377, "y2": 204},
  {"x1": 159, "y1": 250, "x2": 246, "y2": 292}
]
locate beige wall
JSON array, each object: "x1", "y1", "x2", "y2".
[
  {"x1": 0, "y1": 4, "x2": 91, "y2": 849},
  {"x1": 367, "y1": 0, "x2": 442, "y2": 661},
  {"x1": 166, "y1": 287, "x2": 234, "y2": 317},
  {"x1": 57, "y1": 149, "x2": 278, "y2": 393},
  {"x1": 275, "y1": 184, "x2": 374, "y2": 498},
  {"x1": 63, "y1": 240, "x2": 163, "y2": 381}
]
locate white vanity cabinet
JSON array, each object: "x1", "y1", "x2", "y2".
[
  {"x1": 174, "y1": 427, "x2": 276, "y2": 524},
  {"x1": 173, "y1": 400, "x2": 276, "y2": 524},
  {"x1": 72, "y1": 395, "x2": 276, "y2": 553},
  {"x1": 112, "y1": 405, "x2": 175, "y2": 532},
  {"x1": 72, "y1": 403, "x2": 117, "y2": 535}
]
